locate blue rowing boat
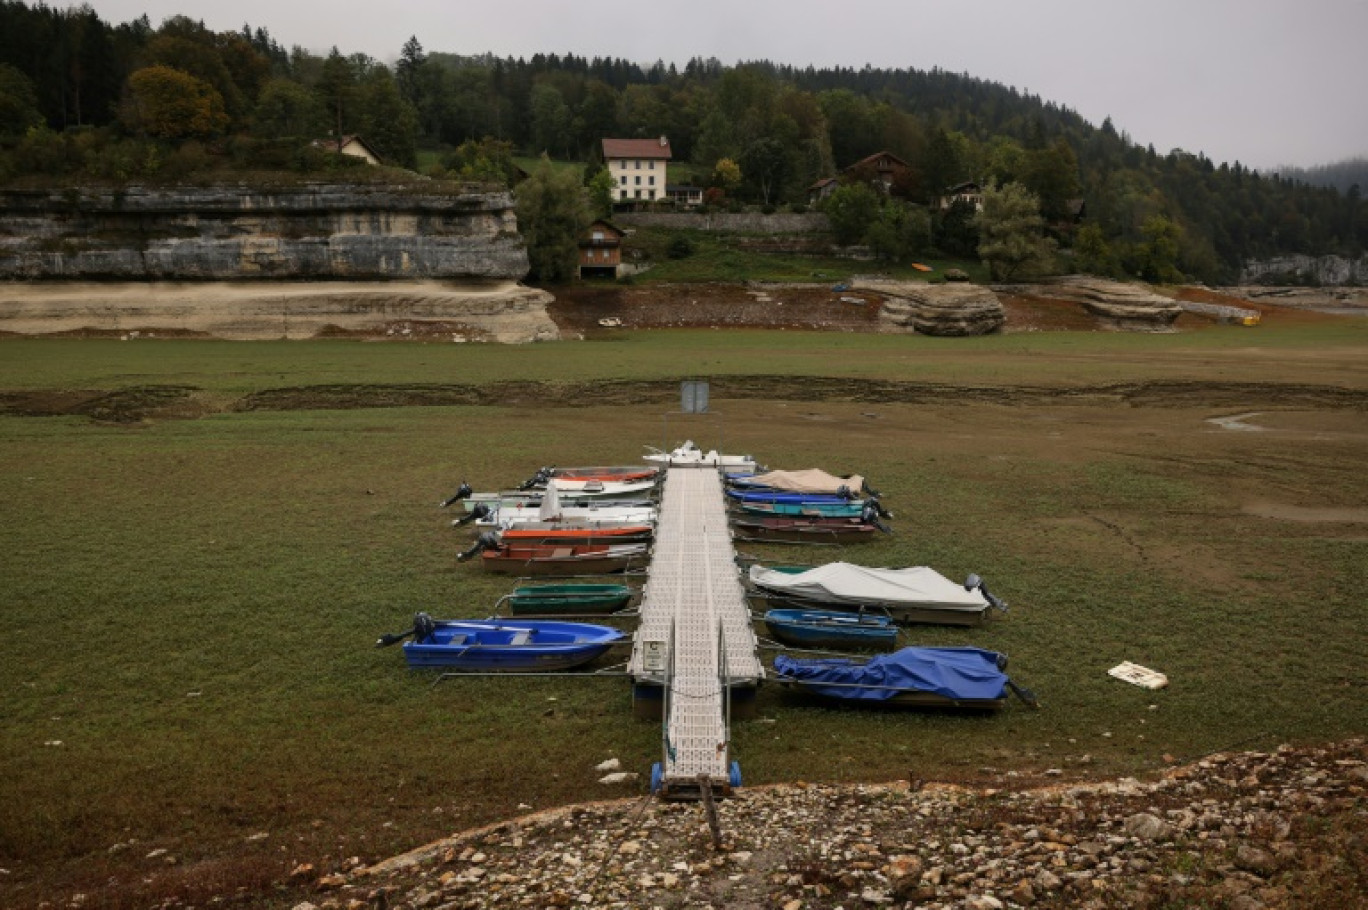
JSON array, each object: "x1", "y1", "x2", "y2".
[
  {"x1": 736, "y1": 500, "x2": 873, "y2": 518},
  {"x1": 396, "y1": 615, "x2": 626, "y2": 670},
  {"x1": 763, "y1": 609, "x2": 898, "y2": 650}
]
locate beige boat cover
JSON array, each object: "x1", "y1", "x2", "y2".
[
  {"x1": 745, "y1": 469, "x2": 864, "y2": 495},
  {"x1": 749, "y1": 562, "x2": 988, "y2": 614}
]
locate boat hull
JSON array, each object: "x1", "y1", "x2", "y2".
[
  {"x1": 480, "y1": 544, "x2": 649, "y2": 575},
  {"x1": 762, "y1": 609, "x2": 897, "y2": 650},
  {"x1": 732, "y1": 519, "x2": 879, "y2": 543},
  {"x1": 507, "y1": 583, "x2": 635, "y2": 616},
  {"x1": 403, "y1": 620, "x2": 625, "y2": 670},
  {"x1": 736, "y1": 501, "x2": 868, "y2": 518}
]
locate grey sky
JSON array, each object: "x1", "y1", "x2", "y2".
[{"x1": 84, "y1": 0, "x2": 1368, "y2": 170}]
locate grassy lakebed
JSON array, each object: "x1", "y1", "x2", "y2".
[{"x1": 2, "y1": 322, "x2": 1366, "y2": 907}]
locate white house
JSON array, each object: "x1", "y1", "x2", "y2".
[{"x1": 602, "y1": 136, "x2": 672, "y2": 204}]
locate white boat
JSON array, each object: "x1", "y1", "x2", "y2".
[
  {"x1": 643, "y1": 440, "x2": 760, "y2": 472},
  {"x1": 465, "y1": 484, "x2": 657, "y2": 528},
  {"x1": 547, "y1": 477, "x2": 659, "y2": 498},
  {"x1": 475, "y1": 505, "x2": 658, "y2": 528}
]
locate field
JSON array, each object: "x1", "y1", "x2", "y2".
[{"x1": 2, "y1": 317, "x2": 1367, "y2": 908}]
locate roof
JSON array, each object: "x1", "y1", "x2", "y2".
[
  {"x1": 843, "y1": 150, "x2": 910, "y2": 173},
  {"x1": 602, "y1": 137, "x2": 673, "y2": 160},
  {"x1": 582, "y1": 219, "x2": 625, "y2": 239},
  {"x1": 945, "y1": 181, "x2": 983, "y2": 194},
  {"x1": 808, "y1": 176, "x2": 839, "y2": 190}
]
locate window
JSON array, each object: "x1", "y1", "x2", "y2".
[
  {"x1": 592, "y1": 231, "x2": 604, "y2": 241},
  {"x1": 634, "y1": 190, "x2": 641, "y2": 199},
  {"x1": 619, "y1": 176, "x2": 627, "y2": 186},
  {"x1": 648, "y1": 176, "x2": 655, "y2": 186},
  {"x1": 635, "y1": 160, "x2": 641, "y2": 169},
  {"x1": 635, "y1": 176, "x2": 641, "y2": 185},
  {"x1": 648, "y1": 161, "x2": 654, "y2": 169}
]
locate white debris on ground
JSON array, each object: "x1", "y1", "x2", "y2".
[{"x1": 295, "y1": 739, "x2": 1365, "y2": 910}]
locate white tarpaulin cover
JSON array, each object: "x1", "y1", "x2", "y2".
[
  {"x1": 749, "y1": 562, "x2": 988, "y2": 614},
  {"x1": 745, "y1": 469, "x2": 864, "y2": 495}
]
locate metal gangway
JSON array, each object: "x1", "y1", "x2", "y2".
[{"x1": 628, "y1": 467, "x2": 765, "y2": 799}]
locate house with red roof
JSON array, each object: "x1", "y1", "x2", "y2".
[{"x1": 602, "y1": 136, "x2": 672, "y2": 204}]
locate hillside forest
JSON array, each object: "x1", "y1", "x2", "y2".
[{"x1": 1, "y1": 1, "x2": 1365, "y2": 284}]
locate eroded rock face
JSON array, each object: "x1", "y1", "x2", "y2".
[
  {"x1": 857, "y1": 280, "x2": 1006, "y2": 336},
  {"x1": 0, "y1": 281, "x2": 559, "y2": 343},
  {"x1": 1021, "y1": 277, "x2": 1183, "y2": 331},
  {"x1": 0, "y1": 184, "x2": 528, "y2": 281}
]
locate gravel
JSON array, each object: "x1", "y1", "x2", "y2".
[{"x1": 298, "y1": 739, "x2": 1366, "y2": 909}]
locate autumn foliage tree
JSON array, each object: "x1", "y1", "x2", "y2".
[{"x1": 119, "y1": 65, "x2": 227, "y2": 139}]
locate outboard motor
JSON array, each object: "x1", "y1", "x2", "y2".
[
  {"x1": 836, "y1": 484, "x2": 856, "y2": 500},
  {"x1": 965, "y1": 573, "x2": 1008, "y2": 612},
  {"x1": 861, "y1": 500, "x2": 892, "y2": 533},
  {"x1": 412, "y1": 611, "x2": 437, "y2": 644},
  {"x1": 439, "y1": 481, "x2": 473, "y2": 508},
  {"x1": 518, "y1": 467, "x2": 553, "y2": 491},
  {"x1": 862, "y1": 478, "x2": 882, "y2": 498},
  {"x1": 867, "y1": 496, "x2": 893, "y2": 520},
  {"x1": 452, "y1": 503, "x2": 491, "y2": 527},
  {"x1": 457, "y1": 531, "x2": 500, "y2": 562}
]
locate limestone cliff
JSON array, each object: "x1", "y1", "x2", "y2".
[{"x1": 0, "y1": 184, "x2": 528, "y2": 280}]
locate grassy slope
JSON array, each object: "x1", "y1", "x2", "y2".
[{"x1": 1, "y1": 325, "x2": 1366, "y2": 907}]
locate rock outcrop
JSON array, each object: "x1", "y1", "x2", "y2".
[
  {"x1": 856, "y1": 280, "x2": 1005, "y2": 336},
  {"x1": 0, "y1": 280, "x2": 559, "y2": 343},
  {"x1": 1240, "y1": 254, "x2": 1368, "y2": 286},
  {"x1": 0, "y1": 184, "x2": 528, "y2": 280},
  {"x1": 1012, "y1": 277, "x2": 1183, "y2": 331}
]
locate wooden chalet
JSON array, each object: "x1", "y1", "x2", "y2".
[{"x1": 578, "y1": 219, "x2": 625, "y2": 278}]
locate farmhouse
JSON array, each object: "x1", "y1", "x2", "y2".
[
  {"x1": 603, "y1": 136, "x2": 672, "y2": 204},
  {"x1": 310, "y1": 135, "x2": 383, "y2": 165},
  {"x1": 844, "y1": 150, "x2": 914, "y2": 194},
  {"x1": 939, "y1": 181, "x2": 984, "y2": 211},
  {"x1": 578, "y1": 219, "x2": 624, "y2": 278}
]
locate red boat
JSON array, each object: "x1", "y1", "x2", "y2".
[{"x1": 497, "y1": 523, "x2": 654, "y2": 546}]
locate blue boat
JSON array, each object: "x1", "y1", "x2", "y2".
[
  {"x1": 737, "y1": 500, "x2": 876, "y2": 519},
  {"x1": 763, "y1": 609, "x2": 898, "y2": 650},
  {"x1": 773, "y1": 647, "x2": 1035, "y2": 709},
  {"x1": 393, "y1": 614, "x2": 626, "y2": 670}
]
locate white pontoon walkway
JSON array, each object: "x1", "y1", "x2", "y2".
[{"x1": 628, "y1": 467, "x2": 765, "y2": 798}]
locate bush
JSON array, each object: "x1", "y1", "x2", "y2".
[
  {"x1": 789, "y1": 203, "x2": 808, "y2": 215},
  {"x1": 666, "y1": 234, "x2": 695, "y2": 259}
]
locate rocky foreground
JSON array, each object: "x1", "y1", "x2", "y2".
[{"x1": 290, "y1": 740, "x2": 1366, "y2": 910}]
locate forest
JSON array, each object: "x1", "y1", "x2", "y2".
[{"x1": 1, "y1": 0, "x2": 1364, "y2": 284}]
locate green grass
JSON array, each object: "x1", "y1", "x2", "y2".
[
  {"x1": 2, "y1": 327, "x2": 1367, "y2": 907},
  {"x1": 513, "y1": 156, "x2": 585, "y2": 182}
]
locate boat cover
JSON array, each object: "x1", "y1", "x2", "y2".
[
  {"x1": 744, "y1": 469, "x2": 864, "y2": 495},
  {"x1": 749, "y1": 563, "x2": 989, "y2": 614},
  {"x1": 774, "y1": 647, "x2": 1008, "y2": 701}
]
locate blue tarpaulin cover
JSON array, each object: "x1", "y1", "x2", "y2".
[{"x1": 774, "y1": 647, "x2": 1009, "y2": 702}]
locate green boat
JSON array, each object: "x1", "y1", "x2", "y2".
[{"x1": 505, "y1": 583, "x2": 635, "y2": 616}]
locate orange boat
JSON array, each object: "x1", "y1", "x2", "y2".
[{"x1": 498, "y1": 523, "x2": 654, "y2": 546}]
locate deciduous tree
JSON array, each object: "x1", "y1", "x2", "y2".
[
  {"x1": 119, "y1": 65, "x2": 228, "y2": 139},
  {"x1": 515, "y1": 157, "x2": 591, "y2": 283}
]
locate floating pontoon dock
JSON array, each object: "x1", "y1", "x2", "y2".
[{"x1": 629, "y1": 467, "x2": 765, "y2": 798}]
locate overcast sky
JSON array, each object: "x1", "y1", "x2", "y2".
[{"x1": 83, "y1": 0, "x2": 1368, "y2": 170}]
